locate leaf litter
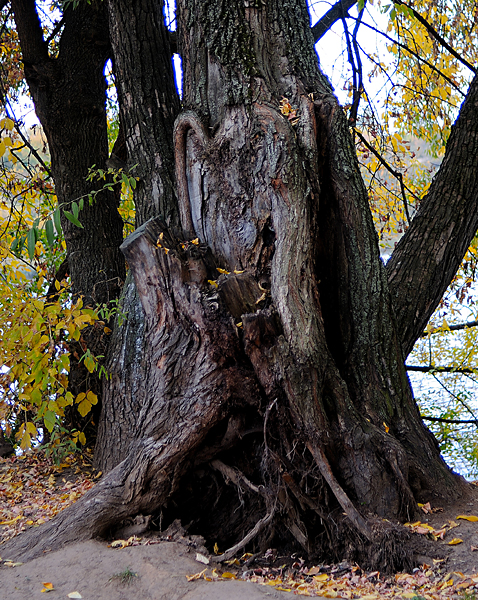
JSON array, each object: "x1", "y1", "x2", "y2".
[
  {"x1": 0, "y1": 450, "x2": 96, "y2": 546},
  {"x1": 4, "y1": 452, "x2": 478, "y2": 598}
]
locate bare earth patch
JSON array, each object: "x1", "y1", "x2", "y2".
[{"x1": 3, "y1": 453, "x2": 478, "y2": 598}]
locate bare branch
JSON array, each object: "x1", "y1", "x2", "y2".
[
  {"x1": 406, "y1": 365, "x2": 477, "y2": 374},
  {"x1": 354, "y1": 128, "x2": 414, "y2": 224},
  {"x1": 420, "y1": 320, "x2": 478, "y2": 337},
  {"x1": 422, "y1": 416, "x2": 478, "y2": 425},
  {"x1": 348, "y1": 17, "x2": 465, "y2": 97},
  {"x1": 312, "y1": 0, "x2": 358, "y2": 43}
]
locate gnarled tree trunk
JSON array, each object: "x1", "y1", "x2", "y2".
[{"x1": 4, "y1": 0, "x2": 478, "y2": 571}]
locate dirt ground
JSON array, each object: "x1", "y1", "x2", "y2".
[
  {"x1": 0, "y1": 538, "x2": 293, "y2": 600},
  {"x1": 4, "y1": 452, "x2": 478, "y2": 598}
]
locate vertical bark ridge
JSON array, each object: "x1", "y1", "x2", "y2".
[{"x1": 96, "y1": 0, "x2": 181, "y2": 470}]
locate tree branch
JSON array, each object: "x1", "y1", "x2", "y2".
[
  {"x1": 405, "y1": 365, "x2": 477, "y2": 374},
  {"x1": 394, "y1": 0, "x2": 477, "y2": 74},
  {"x1": 387, "y1": 74, "x2": 478, "y2": 359},
  {"x1": 355, "y1": 129, "x2": 414, "y2": 224},
  {"x1": 312, "y1": 0, "x2": 358, "y2": 43},
  {"x1": 421, "y1": 320, "x2": 478, "y2": 337},
  {"x1": 11, "y1": 0, "x2": 49, "y2": 65},
  {"x1": 348, "y1": 17, "x2": 465, "y2": 97},
  {"x1": 421, "y1": 416, "x2": 478, "y2": 425}
]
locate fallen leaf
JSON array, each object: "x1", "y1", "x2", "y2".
[
  {"x1": 448, "y1": 538, "x2": 463, "y2": 545},
  {"x1": 195, "y1": 552, "x2": 210, "y2": 564},
  {"x1": 457, "y1": 515, "x2": 478, "y2": 522},
  {"x1": 67, "y1": 593, "x2": 82, "y2": 599},
  {"x1": 41, "y1": 582, "x2": 54, "y2": 590},
  {"x1": 186, "y1": 568, "x2": 207, "y2": 581}
]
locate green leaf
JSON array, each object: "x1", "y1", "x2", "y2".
[
  {"x1": 44, "y1": 410, "x2": 56, "y2": 433},
  {"x1": 79, "y1": 197, "x2": 84, "y2": 211},
  {"x1": 71, "y1": 201, "x2": 79, "y2": 218},
  {"x1": 45, "y1": 219, "x2": 55, "y2": 247},
  {"x1": 63, "y1": 211, "x2": 84, "y2": 229},
  {"x1": 27, "y1": 227, "x2": 36, "y2": 260},
  {"x1": 53, "y1": 208, "x2": 62, "y2": 234}
]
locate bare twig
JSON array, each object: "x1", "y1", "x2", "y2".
[
  {"x1": 422, "y1": 416, "x2": 478, "y2": 425},
  {"x1": 210, "y1": 459, "x2": 263, "y2": 495},
  {"x1": 210, "y1": 510, "x2": 275, "y2": 562},
  {"x1": 348, "y1": 17, "x2": 465, "y2": 97},
  {"x1": 355, "y1": 129, "x2": 414, "y2": 224}
]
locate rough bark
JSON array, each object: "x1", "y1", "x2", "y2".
[
  {"x1": 95, "y1": 0, "x2": 181, "y2": 471},
  {"x1": 12, "y1": 0, "x2": 125, "y2": 308},
  {"x1": 2, "y1": 0, "x2": 475, "y2": 570}
]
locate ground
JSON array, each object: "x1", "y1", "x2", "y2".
[{"x1": 2, "y1": 452, "x2": 478, "y2": 598}]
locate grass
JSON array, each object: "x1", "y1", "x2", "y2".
[{"x1": 109, "y1": 566, "x2": 139, "y2": 585}]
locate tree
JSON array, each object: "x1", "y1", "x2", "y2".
[{"x1": 2, "y1": 0, "x2": 478, "y2": 571}]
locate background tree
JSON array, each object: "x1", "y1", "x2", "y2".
[{"x1": 1, "y1": 0, "x2": 478, "y2": 571}]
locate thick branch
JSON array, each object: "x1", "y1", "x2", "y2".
[
  {"x1": 387, "y1": 74, "x2": 478, "y2": 358},
  {"x1": 11, "y1": 0, "x2": 49, "y2": 64},
  {"x1": 312, "y1": 0, "x2": 358, "y2": 43}
]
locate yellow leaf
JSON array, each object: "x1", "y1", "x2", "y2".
[
  {"x1": 448, "y1": 538, "x2": 463, "y2": 545},
  {"x1": 2, "y1": 117, "x2": 14, "y2": 131},
  {"x1": 186, "y1": 568, "x2": 207, "y2": 581},
  {"x1": 41, "y1": 582, "x2": 54, "y2": 591},
  {"x1": 191, "y1": 238, "x2": 199, "y2": 245},
  {"x1": 86, "y1": 390, "x2": 98, "y2": 405},
  {"x1": 208, "y1": 280, "x2": 218, "y2": 288},
  {"x1": 221, "y1": 572, "x2": 237, "y2": 579},
  {"x1": 383, "y1": 422, "x2": 389, "y2": 433},
  {"x1": 0, "y1": 515, "x2": 22, "y2": 525},
  {"x1": 213, "y1": 542, "x2": 219, "y2": 554},
  {"x1": 313, "y1": 574, "x2": 329, "y2": 582},
  {"x1": 216, "y1": 268, "x2": 230, "y2": 275},
  {"x1": 457, "y1": 515, "x2": 478, "y2": 522},
  {"x1": 77, "y1": 398, "x2": 92, "y2": 417}
]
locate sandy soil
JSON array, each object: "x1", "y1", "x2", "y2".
[{"x1": 0, "y1": 538, "x2": 292, "y2": 600}]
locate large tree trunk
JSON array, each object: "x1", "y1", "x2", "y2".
[
  {"x1": 3, "y1": 0, "x2": 476, "y2": 570},
  {"x1": 12, "y1": 0, "x2": 125, "y2": 308},
  {"x1": 11, "y1": 0, "x2": 126, "y2": 430},
  {"x1": 94, "y1": 0, "x2": 180, "y2": 470}
]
